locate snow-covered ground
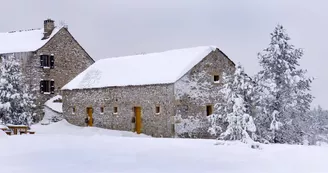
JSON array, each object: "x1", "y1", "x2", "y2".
[{"x1": 0, "y1": 121, "x2": 327, "y2": 173}]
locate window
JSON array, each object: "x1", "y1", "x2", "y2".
[
  {"x1": 100, "y1": 107, "x2": 104, "y2": 114},
  {"x1": 40, "y1": 54, "x2": 54, "y2": 68},
  {"x1": 213, "y1": 75, "x2": 220, "y2": 82},
  {"x1": 155, "y1": 106, "x2": 160, "y2": 114},
  {"x1": 40, "y1": 80, "x2": 54, "y2": 94},
  {"x1": 72, "y1": 107, "x2": 76, "y2": 114},
  {"x1": 113, "y1": 107, "x2": 118, "y2": 114},
  {"x1": 206, "y1": 105, "x2": 213, "y2": 116}
]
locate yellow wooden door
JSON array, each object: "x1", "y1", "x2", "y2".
[
  {"x1": 87, "y1": 107, "x2": 93, "y2": 126},
  {"x1": 134, "y1": 107, "x2": 142, "y2": 134}
]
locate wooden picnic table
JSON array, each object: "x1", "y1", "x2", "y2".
[
  {"x1": 6, "y1": 125, "x2": 29, "y2": 135},
  {"x1": 0, "y1": 124, "x2": 35, "y2": 135}
]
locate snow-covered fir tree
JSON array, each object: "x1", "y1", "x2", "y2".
[
  {"x1": 209, "y1": 64, "x2": 257, "y2": 143},
  {"x1": 0, "y1": 55, "x2": 36, "y2": 125},
  {"x1": 304, "y1": 106, "x2": 328, "y2": 145},
  {"x1": 256, "y1": 25, "x2": 313, "y2": 144}
]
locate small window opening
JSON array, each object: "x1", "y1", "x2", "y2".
[
  {"x1": 72, "y1": 107, "x2": 76, "y2": 114},
  {"x1": 214, "y1": 75, "x2": 220, "y2": 82},
  {"x1": 100, "y1": 107, "x2": 104, "y2": 114},
  {"x1": 113, "y1": 107, "x2": 118, "y2": 114},
  {"x1": 206, "y1": 105, "x2": 213, "y2": 116},
  {"x1": 156, "y1": 106, "x2": 160, "y2": 114}
]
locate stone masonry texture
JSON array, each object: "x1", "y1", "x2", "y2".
[{"x1": 62, "y1": 49, "x2": 235, "y2": 138}]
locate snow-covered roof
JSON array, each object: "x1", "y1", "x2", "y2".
[
  {"x1": 0, "y1": 27, "x2": 61, "y2": 54},
  {"x1": 44, "y1": 95, "x2": 63, "y2": 113},
  {"x1": 62, "y1": 46, "x2": 219, "y2": 90}
]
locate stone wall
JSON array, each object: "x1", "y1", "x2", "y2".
[
  {"x1": 62, "y1": 84, "x2": 176, "y2": 137},
  {"x1": 174, "y1": 49, "x2": 235, "y2": 138},
  {"x1": 34, "y1": 27, "x2": 94, "y2": 121}
]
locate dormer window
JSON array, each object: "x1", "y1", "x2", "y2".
[{"x1": 40, "y1": 54, "x2": 54, "y2": 69}]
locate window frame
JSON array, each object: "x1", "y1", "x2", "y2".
[
  {"x1": 40, "y1": 54, "x2": 54, "y2": 69},
  {"x1": 40, "y1": 80, "x2": 55, "y2": 94}
]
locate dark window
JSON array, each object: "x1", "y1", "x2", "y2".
[
  {"x1": 155, "y1": 106, "x2": 160, "y2": 114},
  {"x1": 214, "y1": 75, "x2": 220, "y2": 82},
  {"x1": 113, "y1": 107, "x2": 118, "y2": 114},
  {"x1": 100, "y1": 107, "x2": 104, "y2": 113},
  {"x1": 40, "y1": 80, "x2": 54, "y2": 94},
  {"x1": 206, "y1": 105, "x2": 213, "y2": 116},
  {"x1": 40, "y1": 54, "x2": 54, "y2": 68}
]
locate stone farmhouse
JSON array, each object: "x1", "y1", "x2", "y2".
[
  {"x1": 62, "y1": 46, "x2": 235, "y2": 138},
  {"x1": 0, "y1": 19, "x2": 94, "y2": 121}
]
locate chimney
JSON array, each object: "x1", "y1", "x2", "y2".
[{"x1": 43, "y1": 19, "x2": 55, "y2": 39}]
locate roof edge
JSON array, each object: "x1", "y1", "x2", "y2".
[
  {"x1": 63, "y1": 28, "x2": 95, "y2": 63},
  {"x1": 61, "y1": 82, "x2": 174, "y2": 91}
]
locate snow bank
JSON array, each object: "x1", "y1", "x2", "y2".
[
  {"x1": 32, "y1": 119, "x2": 149, "y2": 138},
  {"x1": 44, "y1": 95, "x2": 62, "y2": 113},
  {"x1": 62, "y1": 46, "x2": 218, "y2": 90},
  {"x1": 0, "y1": 129, "x2": 7, "y2": 139},
  {"x1": 0, "y1": 129, "x2": 328, "y2": 173},
  {"x1": 0, "y1": 27, "x2": 61, "y2": 54}
]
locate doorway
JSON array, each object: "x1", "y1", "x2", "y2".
[
  {"x1": 134, "y1": 107, "x2": 142, "y2": 134},
  {"x1": 86, "y1": 107, "x2": 93, "y2": 126}
]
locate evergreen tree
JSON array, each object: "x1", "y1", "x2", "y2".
[
  {"x1": 0, "y1": 55, "x2": 36, "y2": 125},
  {"x1": 210, "y1": 64, "x2": 257, "y2": 142},
  {"x1": 256, "y1": 25, "x2": 313, "y2": 144},
  {"x1": 304, "y1": 106, "x2": 328, "y2": 145}
]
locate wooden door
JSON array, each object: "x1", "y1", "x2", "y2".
[
  {"x1": 134, "y1": 107, "x2": 142, "y2": 134},
  {"x1": 86, "y1": 107, "x2": 93, "y2": 126}
]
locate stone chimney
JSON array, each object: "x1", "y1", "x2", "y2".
[{"x1": 43, "y1": 19, "x2": 55, "y2": 39}]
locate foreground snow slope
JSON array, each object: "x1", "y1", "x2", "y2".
[{"x1": 0, "y1": 121, "x2": 327, "y2": 173}]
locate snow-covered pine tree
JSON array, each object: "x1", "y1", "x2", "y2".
[
  {"x1": 209, "y1": 64, "x2": 257, "y2": 143},
  {"x1": 256, "y1": 25, "x2": 313, "y2": 144},
  {"x1": 0, "y1": 55, "x2": 36, "y2": 125},
  {"x1": 304, "y1": 106, "x2": 328, "y2": 145}
]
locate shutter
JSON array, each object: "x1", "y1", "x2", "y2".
[
  {"x1": 50, "y1": 55, "x2": 54, "y2": 69},
  {"x1": 40, "y1": 55, "x2": 43, "y2": 67},
  {"x1": 40, "y1": 80, "x2": 44, "y2": 93},
  {"x1": 50, "y1": 80, "x2": 55, "y2": 94}
]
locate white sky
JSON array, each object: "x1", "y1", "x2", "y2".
[{"x1": 0, "y1": 0, "x2": 327, "y2": 109}]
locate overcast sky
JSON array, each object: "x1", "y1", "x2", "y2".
[{"x1": 0, "y1": 0, "x2": 327, "y2": 109}]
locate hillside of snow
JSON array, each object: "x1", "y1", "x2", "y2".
[{"x1": 0, "y1": 120, "x2": 327, "y2": 173}]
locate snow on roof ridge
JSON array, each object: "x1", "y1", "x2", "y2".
[
  {"x1": 62, "y1": 45, "x2": 219, "y2": 90},
  {"x1": 102, "y1": 45, "x2": 218, "y2": 60},
  {"x1": 6, "y1": 28, "x2": 42, "y2": 34}
]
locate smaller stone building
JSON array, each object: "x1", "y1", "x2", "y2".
[{"x1": 62, "y1": 46, "x2": 235, "y2": 138}]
